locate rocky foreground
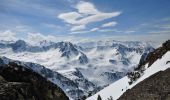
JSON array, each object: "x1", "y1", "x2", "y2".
[{"x1": 0, "y1": 62, "x2": 69, "y2": 100}]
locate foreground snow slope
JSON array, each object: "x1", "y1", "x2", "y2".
[{"x1": 87, "y1": 51, "x2": 170, "y2": 100}]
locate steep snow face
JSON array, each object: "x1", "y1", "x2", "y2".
[
  {"x1": 58, "y1": 68, "x2": 95, "y2": 96},
  {"x1": 79, "y1": 40, "x2": 154, "y2": 86},
  {"x1": 87, "y1": 51, "x2": 170, "y2": 100},
  {"x1": 0, "y1": 40, "x2": 154, "y2": 99}
]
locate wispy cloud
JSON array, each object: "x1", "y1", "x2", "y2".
[
  {"x1": 98, "y1": 29, "x2": 116, "y2": 32},
  {"x1": 161, "y1": 17, "x2": 170, "y2": 21},
  {"x1": 1, "y1": 0, "x2": 60, "y2": 17},
  {"x1": 42, "y1": 23, "x2": 62, "y2": 30},
  {"x1": 90, "y1": 28, "x2": 99, "y2": 32},
  {"x1": 25, "y1": 32, "x2": 99, "y2": 44},
  {"x1": 0, "y1": 0, "x2": 69, "y2": 35},
  {"x1": 155, "y1": 24, "x2": 170, "y2": 29},
  {"x1": 70, "y1": 27, "x2": 136, "y2": 34},
  {"x1": 102, "y1": 22, "x2": 117, "y2": 27},
  {"x1": 71, "y1": 25, "x2": 86, "y2": 31},
  {"x1": 148, "y1": 21, "x2": 170, "y2": 35},
  {"x1": 148, "y1": 30, "x2": 170, "y2": 34},
  {"x1": 76, "y1": 1, "x2": 99, "y2": 15},
  {"x1": 0, "y1": 29, "x2": 168, "y2": 47},
  {"x1": 58, "y1": 12, "x2": 82, "y2": 24},
  {"x1": 58, "y1": 1, "x2": 121, "y2": 32},
  {"x1": 27, "y1": 33, "x2": 58, "y2": 44},
  {"x1": 70, "y1": 30, "x2": 91, "y2": 34}
]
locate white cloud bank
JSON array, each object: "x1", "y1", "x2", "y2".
[
  {"x1": 0, "y1": 30, "x2": 169, "y2": 47},
  {"x1": 27, "y1": 33, "x2": 57, "y2": 44},
  {"x1": 0, "y1": 30, "x2": 17, "y2": 41},
  {"x1": 58, "y1": 1, "x2": 121, "y2": 32}
]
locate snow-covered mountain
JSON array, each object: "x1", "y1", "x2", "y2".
[
  {"x1": 0, "y1": 39, "x2": 154, "y2": 99},
  {"x1": 86, "y1": 40, "x2": 170, "y2": 100},
  {"x1": 78, "y1": 40, "x2": 154, "y2": 86}
]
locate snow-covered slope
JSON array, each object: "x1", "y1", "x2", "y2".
[
  {"x1": 0, "y1": 40, "x2": 154, "y2": 99},
  {"x1": 78, "y1": 40, "x2": 154, "y2": 86},
  {"x1": 86, "y1": 40, "x2": 170, "y2": 100}
]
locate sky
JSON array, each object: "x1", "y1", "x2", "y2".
[{"x1": 0, "y1": 0, "x2": 170, "y2": 44}]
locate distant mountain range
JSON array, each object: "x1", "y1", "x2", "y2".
[{"x1": 0, "y1": 39, "x2": 154, "y2": 99}]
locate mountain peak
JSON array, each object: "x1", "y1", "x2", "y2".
[{"x1": 9, "y1": 40, "x2": 28, "y2": 52}]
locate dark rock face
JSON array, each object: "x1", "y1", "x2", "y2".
[
  {"x1": 9, "y1": 40, "x2": 43, "y2": 52},
  {"x1": 109, "y1": 59, "x2": 117, "y2": 64},
  {"x1": 10, "y1": 40, "x2": 27, "y2": 52},
  {"x1": 79, "y1": 53, "x2": 88, "y2": 64},
  {"x1": 0, "y1": 75, "x2": 35, "y2": 100},
  {"x1": 128, "y1": 40, "x2": 170, "y2": 84},
  {"x1": 101, "y1": 71, "x2": 126, "y2": 82},
  {"x1": 59, "y1": 42, "x2": 79, "y2": 58},
  {"x1": 139, "y1": 52, "x2": 149, "y2": 65},
  {"x1": 136, "y1": 40, "x2": 170, "y2": 70},
  {"x1": 119, "y1": 68, "x2": 170, "y2": 100},
  {"x1": 0, "y1": 43, "x2": 8, "y2": 49},
  {"x1": 0, "y1": 62, "x2": 69, "y2": 100}
]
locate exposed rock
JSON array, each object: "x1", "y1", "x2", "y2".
[
  {"x1": 136, "y1": 40, "x2": 170, "y2": 70},
  {"x1": 119, "y1": 68, "x2": 170, "y2": 100},
  {"x1": 109, "y1": 60, "x2": 117, "y2": 64},
  {"x1": 79, "y1": 53, "x2": 88, "y2": 64},
  {"x1": 101, "y1": 71, "x2": 126, "y2": 82},
  {"x1": 128, "y1": 40, "x2": 170, "y2": 84},
  {"x1": 0, "y1": 62, "x2": 69, "y2": 100}
]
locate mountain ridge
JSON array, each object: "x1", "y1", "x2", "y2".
[
  {"x1": 86, "y1": 40, "x2": 170, "y2": 100},
  {"x1": 0, "y1": 57, "x2": 69, "y2": 100}
]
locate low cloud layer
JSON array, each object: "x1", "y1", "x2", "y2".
[{"x1": 0, "y1": 30, "x2": 17, "y2": 41}]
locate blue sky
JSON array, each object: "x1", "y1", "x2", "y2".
[{"x1": 0, "y1": 0, "x2": 170, "y2": 43}]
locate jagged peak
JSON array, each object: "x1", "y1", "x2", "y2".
[{"x1": 11, "y1": 40, "x2": 30, "y2": 47}]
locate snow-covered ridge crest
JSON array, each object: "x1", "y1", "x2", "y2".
[
  {"x1": 0, "y1": 40, "x2": 88, "y2": 64},
  {"x1": 86, "y1": 40, "x2": 170, "y2": 100}
]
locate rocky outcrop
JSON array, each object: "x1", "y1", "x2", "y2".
[
  {"x1": 119, "y1": 68, "x2": 170, "y2": 100},
  {"x1": 120, "y1": 40, "x2": 170, "y2": 100},
  {"x1": 0, "y1": 62, "x2": 69, "y2": 100},
  {"x1": 128, "y1": 40, "x2": 170, "y2": 84},
  {"x1": 136, "y1": 40, "x2": 170, "y2": 70}
]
